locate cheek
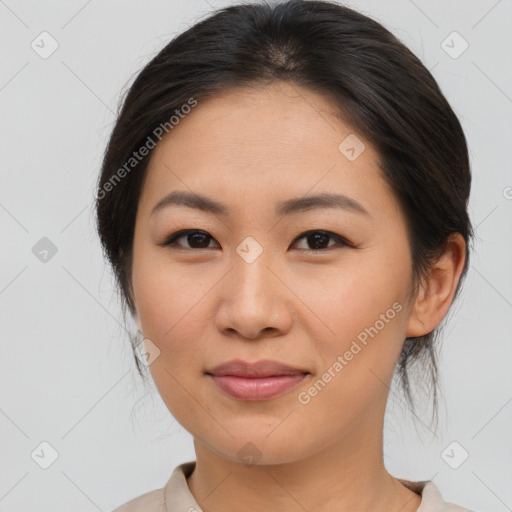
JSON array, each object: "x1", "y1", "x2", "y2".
[
  {"x1": 132, "y1": 244, "x2": 209, "y2": 339},
  {"x1": 292, "y1": 244, "x2": 412, "y2": 398},
  {"x1": 131, "y1": 251, "x2": 229, "y2": 405},
  {"x1": 290, "y1": 245, "x2": 411, "y2": 344},
  {"x1": 131, "y1": 258, "x2": 217, "y2": 430},
  {"x1": 310, "y1": 287, "x2": 407, "y2": 396},
  {"x1": 293, "y1": 296, "x2": 407, "y2": 441}
]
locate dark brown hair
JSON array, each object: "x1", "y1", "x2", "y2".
[{"x1": 95, "y1": 0, "x2": 473, "y2": 429}]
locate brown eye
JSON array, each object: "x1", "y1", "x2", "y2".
[
  {"x1": 160, "y1": 229, "x2": 354, "y2": 252},
  {"x1": 161, "y1": 230, "x2": 218, "y2": 249},
  {"x1": 292, "y1": 230, "x2": 353, "y2": 251}
]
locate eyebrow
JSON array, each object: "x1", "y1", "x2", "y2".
[{"x1": 150, "y1": 190, "x2": 370, "y2": 217}]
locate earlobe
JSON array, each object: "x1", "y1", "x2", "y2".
[{"x1": 406, "y1": 233, "x2": 466, "y2": 338}]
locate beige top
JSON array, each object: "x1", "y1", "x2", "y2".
[{"x1": 111, "y1": 461, "x2": 475, "y2": 512}]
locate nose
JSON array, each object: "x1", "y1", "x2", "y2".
[{"x1": 215, "y1": 247, "x2": 293, "y2": 341}]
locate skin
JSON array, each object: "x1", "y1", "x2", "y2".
[{"x1": 130, "y1": 81, "x2": 466, "y2": 512}]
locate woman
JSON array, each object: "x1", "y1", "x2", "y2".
[{"x1": 96, "y1": 1, "x2": 476, "y2": 510}]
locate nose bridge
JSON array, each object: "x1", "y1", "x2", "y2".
[
  {"x1": 214, "y1": 233, "x2": 291, "y2": 339},
  {"x1": 232, "y1": 234, "x2": 274, "y2": 300}
]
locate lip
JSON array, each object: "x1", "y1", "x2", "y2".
[
  {"x1": 207, "y1": 359, "x2": 310, "y2": 377},
  {"x1": 206, "y1": 359, "x2": 310, "y2": 401}
]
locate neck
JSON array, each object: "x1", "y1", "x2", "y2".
[{"x1": 186, "y1": 405, "x2": 421, "y2": 512}]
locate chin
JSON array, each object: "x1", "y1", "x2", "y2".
[{"x1": 195, "y1": 428, "x2": 313, "y2": 467}]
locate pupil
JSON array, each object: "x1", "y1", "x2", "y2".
[
  {"x1": 309, "y1": 232, "x2": 328, "y2": 249},
  {"x1": 190, "y1": 232, "x2": 209, "y2": 248}
]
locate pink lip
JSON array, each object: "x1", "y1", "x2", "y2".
[
  {"x1": 206, "y1": 359, "x2": 310, "y2": 401},
  {"x1": 209, "y1": 374, "x2": 308, "y2": 401}
]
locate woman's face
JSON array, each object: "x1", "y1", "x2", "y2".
[{"x1": 131, "y1": 81, "x2": 419, "y2": 464}]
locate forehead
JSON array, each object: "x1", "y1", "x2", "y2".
[
  {"x1": 139, "y1": 82, "x2": 397, "y2": 221},
  {"x1": 160, "y1": 81, "x2": 362, "y2": 160}
]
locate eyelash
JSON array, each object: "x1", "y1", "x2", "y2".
[{"x1": 159, "y1": 229, "x2": 356, "y2": 252}]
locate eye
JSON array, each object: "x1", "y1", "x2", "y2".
[
  {"x1": 160, "y1": 229, "x2": 219, "y2": 250},
  {"x1": 160, "y1": 229, "x2": 354, "y2": 252},
  {"x1": 291, "y1": 230, "x2": 354, "y2": 251}
]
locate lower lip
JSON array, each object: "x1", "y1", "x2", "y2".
[{"x1": 209, "y1": 374, "x2": 308, "y2": 401}]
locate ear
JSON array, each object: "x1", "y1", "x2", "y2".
[{"x1": 406, "y1": 233, "x2": 467, "y2": 338}]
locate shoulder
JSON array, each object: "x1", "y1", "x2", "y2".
[
  {"x1": 110, "y1": 461, "x2": 197, "y2": 512},
  {"x1": 110, "y1": 488, "x2": 166, "y2": 512},
  {"x1": 415, "y1": 481, "x2": 477, "y2": 512}
]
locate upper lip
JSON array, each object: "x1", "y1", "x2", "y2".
[{"x1": 206, "y1": 359, "x2": 310, "y2": 378}]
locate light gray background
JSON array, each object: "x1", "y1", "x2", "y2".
[{"x1": 1, "y1": 0, "x2": 511, "y2": 511}]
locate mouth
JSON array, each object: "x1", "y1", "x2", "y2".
[{"x1": 205, "y1": 359, "x2": 311, "y2": 401}]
